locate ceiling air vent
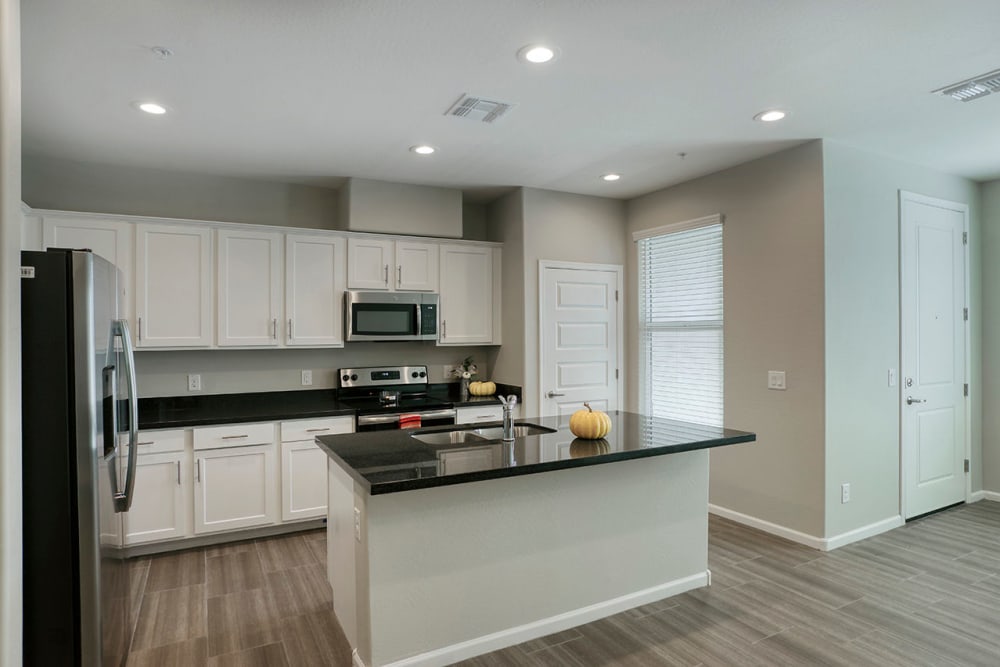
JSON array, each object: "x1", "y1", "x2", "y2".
[
  {"x1": 445, "y1": 94, "x2": 515, "y2": 123},
  {"x1": 933, "y1": 67, "x2": 1000, "y2": 102}
]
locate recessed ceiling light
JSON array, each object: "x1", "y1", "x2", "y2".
[
  {"x1": 517, "y1": 44, "x2": 557, "y2": 64},
  {"x1": 136, "y1": 102, "x2": 167, "y2": 115},
  {"x1": 753, "y1": 109, "x2": 787, "y2": 122},
  {"x1": 601, "y1": 173, "x2": 621, "y2": 182},
  {"x1": 410, "y1": 144, "x2": 436, "y2": 155}
]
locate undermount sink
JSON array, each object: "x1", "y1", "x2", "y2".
[
  {"x1": 471, "y1": 424, "x2": 557, "y2": 439},
  {"x1": 410, "y1": 423, "x2": 557, "y2": 445}
]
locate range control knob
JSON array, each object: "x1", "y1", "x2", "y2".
[
  {"x1": 341, "y1": 374, "x2": 349, "y2": 382},
  {"x1": 351, "y1": 374, "x2": 358, "y2": 381},
  {"x1": 411, "y1": 371, "x2": 419, "y2": 378},
  {"x1": 419, "y1": 371, "x2": 426, "y2": 378}
]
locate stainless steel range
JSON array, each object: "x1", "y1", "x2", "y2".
[{"x1": 338, "y1": 365, "x2": 456, "y2": 431}]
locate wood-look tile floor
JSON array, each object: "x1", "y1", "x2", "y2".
[{"x1": 127, "y1": 501, "x2": 1000, "y2": 666}]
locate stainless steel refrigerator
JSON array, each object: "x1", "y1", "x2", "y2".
[{"x1": 21, "y1": 249, "x2": 139, "y2": 666}]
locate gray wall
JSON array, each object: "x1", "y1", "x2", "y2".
[
  {"x1": 135, "y1": 344, "x2": 491, "y2": 397},
  {"x1": 338, "y1": 178, "x2": 462, "y2": 238},
  {"x1": 485, "y1": 190, "x2": 525, "y2": 391},
  {"x1": 822, "y1": 141, "x2": 983, "y2": 536},
  {"x1": 983, "y1": 179, "x2": 1000, "y2": 493},
  {"x1": 627, "y1": 142, "x2": 828, "y2": 538},
  {"x1": 22, "y1": 154, "x2": 341, "y2": 229},
  {"x1": 0, "y1": 0, "x2": 22, "y2": 658}
]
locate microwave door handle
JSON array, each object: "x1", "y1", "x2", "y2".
[{"x1": 111, "y1": 319, "x2": 139, "y2": 512}]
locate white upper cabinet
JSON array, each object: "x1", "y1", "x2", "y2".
[
  {"x1": 135, "y1": 224, "x2": 213, "y2": 348},
  {"x1": 42, "y1": 215, "x2": 134, "y2": 328},
  {"x1": 285, "y1": 234, "x2": 347, "y2": 347},
  {"x1": 395, "y1": 241, "x2": 439, "y2": 291},
  {"x1": 439, "y1": 244, "x2": 500, "y2": 345},
  {"x1": 347, "y1": 238, "x2": 393, "y2": 290},
  {"x1": 217, "y1": 229, "x2": 282, "y2": 347},
  {"x1": 347, "y1": 237, "x2": 439, "y2": 291}
]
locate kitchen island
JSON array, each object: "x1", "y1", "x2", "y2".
[{"x1": 316, "y1": 412, "x2": 755, "y2": 667}]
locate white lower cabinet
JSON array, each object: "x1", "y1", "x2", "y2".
[
  {"x1": 193, "y1": 440, "x2": 278, "y2": 535},
  {"x1": 280, "y1": 416, "x2": 354, "y2": 522},
  {"x1": 124, "y1": 430, "x2": 191, "y2": 545}
]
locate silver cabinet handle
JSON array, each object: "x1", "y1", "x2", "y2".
[
  {"x1": 196, "y1": 458, "x2": 201, "y2": 482},
  {"x1": 288, "y1": 318, "x2": 293, "y2": 340},
  {"x1": 306, "y1": 427, "x2": 330, "y2": 432},
  {"x1": 397, "y1": 265, "x2": 402, "y2": 286},
  {"x1": 906, "y1": 396, "x2": 926, "y2": 405},
  {"x1": 221, "y1": 434, "x2": 249, "y2": 440},
  {"x1": 137, "y1": 316, "x2": 142, "y2": 341},
  {"x1": 137, "y1": 441, "x2": 154, "y2": 446},
  {"x1": 176, "y1": 461, "x2": 181, "y2": 486},
  {"x1": 547, "y1": 390, "x2": 565, "y2": 398},
  {"x1": 272, "y1": 318, "x2": 277, "y2": 339},
  {"x1": 384, "y1": 264, "x2": 389, "y2": 285},
  {"x1": 442, "y1": 320, "x2": 446, "y2": 338}
]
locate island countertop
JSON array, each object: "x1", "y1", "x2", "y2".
[{"x1": 315, "y1": 411, "x2": 755, "y2": 495}]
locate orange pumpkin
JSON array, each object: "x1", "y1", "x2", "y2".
[{"x1": 569, "y1": 403, "x2": 612, "y2": 439}]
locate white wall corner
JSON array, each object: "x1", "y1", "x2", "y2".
[{"x1": 821, "y1": 515, "x2": 904, "y2": 551}]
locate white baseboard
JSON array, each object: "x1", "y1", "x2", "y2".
[
  {"x1": 709, "y1": 504, "x2": 903, "y2": 551},
  {"x1": 709, "y1": 504, "x2": 825, "y2": 550},
  {"x1": 352, "y1": 649, "x2": 366, "y2": 667},
  {"x1": 822, "y1": 515, "x2": 904, "y2": 551},
  {"x1": 973, "y1": 490, "x2": 1000, "y2": 503},
  {"x1": 382, "y1": 572, "x2": 709, "y2": 667}
]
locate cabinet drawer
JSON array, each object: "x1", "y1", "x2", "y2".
[
  {"x1": 280, "y1": 416, "x2": 353, "y2": 442},
  {"x1": 455, "y1": 405, "x2": 504, "y2": 424},
  {"x1": 193, "y1": 422, "x2": 275, "y2": 450},
  {"x1": 135, "y1": 429, "x2": 187, "y2": 455}
]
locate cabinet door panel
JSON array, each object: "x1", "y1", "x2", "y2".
[
  {"x1": 286, "y1": 234, "x2": 346, "y2": 346},
  {"x1": 194, "y1": 445, "x2": 276, "y2": 534},
  {"x1": 217, "y1": 230, "x2": 282, "y2": 346},
  {"x1": 124, "y1": 452, "x2": 189, "y2": 544},
  {"x1": 439, "y1": 245, "x2": 493, "y2": 344},
  {"x1": 347, "y1": 238, "x2": 392, "y2": 290},
  {"x1": 281, "y1": 441, "x2": 329, "y2": 521},
  {"x1": 135, "y1": 224, "x2": 212, "y2": 347},
  {"x1": 395, "y1": 241, "x2": 439, "y2": 291}
]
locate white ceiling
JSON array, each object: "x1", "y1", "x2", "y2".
[{"x1": 20, "y1": 0, "x2": 1000, "y2": 202}]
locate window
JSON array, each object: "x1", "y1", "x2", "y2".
[{"x1": 635, "y1": 215, "x2": 723, "y2": 426}]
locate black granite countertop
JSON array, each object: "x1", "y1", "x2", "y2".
[
  {"x1": 315, "y1": 411, "x2": 755, "y2": 495},
  {"x1": 138, "y1": 389, "x2": 355, "y2": 429}
]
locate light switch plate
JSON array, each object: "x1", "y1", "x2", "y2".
[{"x1": 767, "y1": 370, "x2": 786, "y2": 390}]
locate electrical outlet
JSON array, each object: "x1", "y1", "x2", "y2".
[
  {"x1": 841, "y1": 483, "x2": 851, "y2": 504},
  {"x1": 443, "y1": 365, "x2": 456, "y2": 378},
  {"x1": 301, "y1": 370, "x2": 313, "y2": 386},
  {"x1": 353, "y1": 507, "x2": 362, "y2": 542},
  {"x1": 767, "y1": 370, "x2": 786, "y2": 390},
  {"x1": 187, "y1": 374, "x2": 202, "y2": 392}
]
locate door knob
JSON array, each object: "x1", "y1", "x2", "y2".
[
  {"x1": 906, "y1": 396, "x2": 926, "y2": 405},
  {"x1": 547, "y1": 390, "x2": 565, "y2": 398}
]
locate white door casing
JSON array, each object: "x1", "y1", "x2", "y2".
[
  {"x1": 900, "y1": 191, "x2": 969, "y2": 519},
  {"x1": 539, "y1": 261, "x2": 623, "y2": 422}
]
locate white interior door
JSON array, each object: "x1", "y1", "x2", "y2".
[
  {"x1": 540, "y1": 262, "x2": 622, "y2": 422},
  {"x1": 900, "y1": 191, "x2": 968, "y2": 519}
]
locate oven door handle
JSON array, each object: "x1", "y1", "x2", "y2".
[
  {"x1": 413, "y1": 409, "x2": 457, "y2": 421},
  {"x1": 357, "y1": 408, "x2": 457, "y2": 426},
  {"x1": 357, "y1": 414, "x2": 402, "y2": 426}
]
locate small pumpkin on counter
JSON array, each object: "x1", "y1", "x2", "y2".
[
  {"x1": 569, "y1": 438, "x2": 611, "y2": 458},
  {"x1": 468, "y1": 380, "x2": 497, "y2": 396},
  {"x1": 569, "y1": 403, "x2": 612, "y2": 439}
]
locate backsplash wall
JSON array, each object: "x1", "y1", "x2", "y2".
[{"x1": 134, "y1": 344, "x2": 496, "y2": 397}]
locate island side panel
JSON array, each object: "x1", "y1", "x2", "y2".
[
  {"x1": 327, "y1": 458, "x2": 369, "y2": 662},
  {"x1": 365, "y1": 450, "x2": 710, "y2": 666}
]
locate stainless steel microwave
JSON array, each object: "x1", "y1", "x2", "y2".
[{"x1": 345, "y1": 290, "x2": 439, "y2": 342}]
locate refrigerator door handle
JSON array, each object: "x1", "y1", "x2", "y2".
[{"x1": 111, "y1": 319, "x2": 139, "y2": 512}]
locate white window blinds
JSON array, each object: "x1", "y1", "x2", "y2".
[{"x1": 637, "y1": 218, "x2": 723, "y2": 426}]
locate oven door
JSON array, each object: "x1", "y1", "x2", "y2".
[{"x1": 356, "y1": 408, "x2": 456, "y2": 432}]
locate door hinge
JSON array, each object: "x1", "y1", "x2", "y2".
[
  {"x1": 963, "y1": 231, "x2": 968, "y2": 245},
  {"x1": 963, "y1": 307, "x2": 969, "y2": 321},
  {"x1": 615, "y1": 369, "x2": 619, "y2": 379},
  {"x1": 965, "y1": 458, "x2": 970, "y2": 473},
  {"x1": 964, "y1": 383, "x2": 969, "y2": 397},
  {"x1": 615, "y1": 289, "x2": 619, "y2": 302}
]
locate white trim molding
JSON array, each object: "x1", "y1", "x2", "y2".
[
  {"x1": 972, "y1": 491, "x2": 1000, "y2": 503},
  {"x1": 709, "y1": 504, "x2": 903, "y2": 552},
  {"x1": 383, "y1": 572, "x2": 709, "y2": 667}
]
